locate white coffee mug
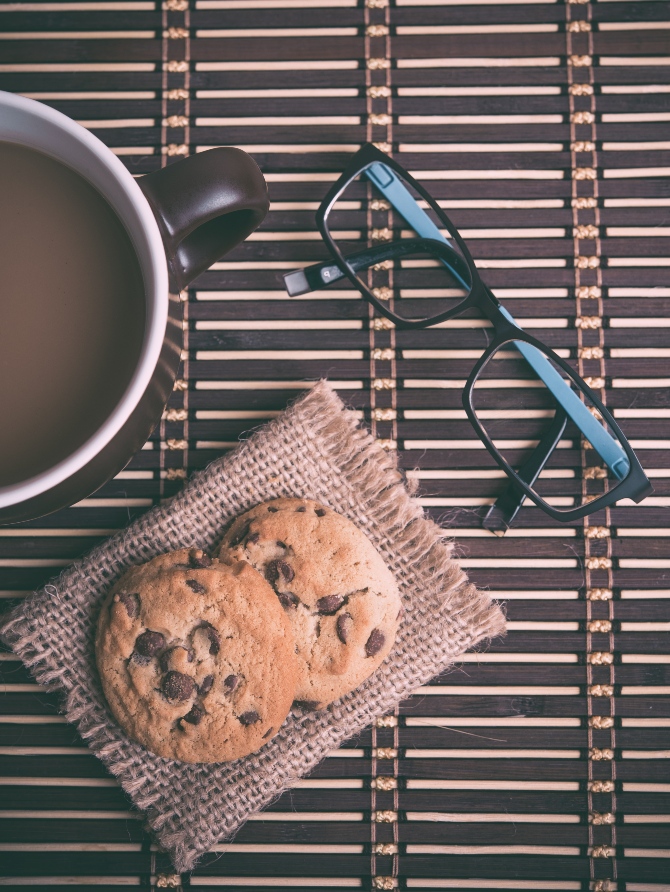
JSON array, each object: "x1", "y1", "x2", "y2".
[{"x1": 0, "y1": 90, "x2": 268, "y2": 523}]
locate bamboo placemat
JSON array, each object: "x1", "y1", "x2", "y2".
[{"x1": 0, "y1": 1, "x2": 669, "y2": 890}]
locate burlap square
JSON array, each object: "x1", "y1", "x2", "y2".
[{"x1": 0, "y1": 381, "x2": 505, "y2": 873}]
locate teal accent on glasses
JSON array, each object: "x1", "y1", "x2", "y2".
[
  {"x1": 364, "y1": 161, "x2": 630, "y2": 481},
  {"x1": 496, "y1": 307, "x2": 629, "y2": 479}
]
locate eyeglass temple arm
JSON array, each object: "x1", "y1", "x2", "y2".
[
  {"x1": 482, "y1": 407, "x2": 568, "y2": 536},
  {"x1": 283, "y1": 238, "x2": 468, "y2": 297},
  {"x1": 363, "y1": 161, "x2": 630, "y2": 481}
]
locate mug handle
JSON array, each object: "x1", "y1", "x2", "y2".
[{"x1": 138, "y1": 146, "x2": 269, "y2": 291}]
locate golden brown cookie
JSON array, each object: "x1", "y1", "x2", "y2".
[
  {"x1": 217, "y1": 498, "x2": 402, "y2": 709},
  {"x1": 95, "y1": 548, "x2": 298, "y2": 763}
]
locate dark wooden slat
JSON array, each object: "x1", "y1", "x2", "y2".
[
  {"x1": 400, "y1": 853, "x2": 660, "y2": 881},
  {"x1": 400, "y1": 790, "x2": 670, "y2": 813},
  {"x1": 0, "y1": 852, "x2": 151, "y2": 876},
  {"x1": 0, "y1": 39, "x2": 161, "y2": 62},
  {"x1": 30, "y1": 99, "x2": 163, "y2": 118},
  {"x1": 0, "y1": 72, "x2": 164, "y2": 92},
  {"x1": 189, "y1": 34, "x2": 567, "y2": 61},
  {"x1": 465, "y1": 567, "x2": 667, "y2": 591},
  {"x1": 195, "y1": 96, "x2": 570, "y2": 116},
  {"x1": 74, "y1": 128, "x2": 161, "y2": 146},
  {"x1": 438, "y1": 664, "x2": 670, "y2": 684},
  {"x1": 0, "y1": 12, "x2": 161, "y2": 30},
  {"x1": 0, "y1": 755, "x2": 139, "y2": 778},
  {"x1": 0, "y1": 726, "x2": 84, "y2": 747},
  {"x1": 393, "y1": 66, "x2": 667, "y2": 88},
  {"x1": 194, "y1": 6, "x2": 565, "y2": 28},
  {"x1": 192, "y1": 851, "x2": 575, "y2": 880},
  {"x1": 396, "y1": 728, "x2": 670, "y2": 748},
  {"x1": 0, "y1": 788, "x2": 134, "y2": 810},
  {"x1": 594, "y1": 30, "x2": 670, "y2": 55},
  {"x1": 399, "y1": 696, "x2": 670, "y2": 718},
  {"x1": 19, "y1": 853, "x2": 381, "y2": 881},
  {"x1": 380, "y1": 1, "x2": 670, "y2": 26},
  {"x1": 0, "y1": 887, "x2": 145, "y2": 892},
  {"x1": 593, "y1": 2, "x2": 670, "y2": 23},
  {"x1": 0, "y1": 818, "x2": 147, "y2": 844},
  {"x1": 399, "y1": 822, "x2": 668, "y2": 846},
  {"x1": 402, "y1": 759, "x2": 670, "y2": 783}
]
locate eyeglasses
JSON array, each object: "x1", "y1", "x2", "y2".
[{"x1": 283, "y1": 144, "x2": 653, "y2": 534}]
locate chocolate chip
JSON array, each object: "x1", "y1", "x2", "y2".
[
  {"x1": 185, "y1": 579, "x2": 206, "y2": 595},
  {"x1": 129, "y1": 651, "x2": 151, "y2": 667},
  {"x1": 296, "y1": 506, "x2": 306, "y2": 513},
  {"x1": 262, "y1": 727, "x2": 274, "y2": 739},
  {"x1": 115, "y1": 591, "x2": 140, "y2": 619},
  {"x1": 336, "y1": 612, "x2": 353, "y2": 644},
  {"x1": 267, "y1": 506, "x2": 278, "y2": 513},
  {"x1": 365, "y1": 628, "x2": 385, "y2": 657},
  {"x1": 162, "y1": 670, "x2": 195, "y2": 701},
  {"x1": 293, "y1": 699, "x2": 319, "y2": 712},
  {"x1": 239, "y1": 710, "x2": 261, "y2": 725},
  {"x1": 246, "y1": 531, "x2": 260, "y2": 545},
  {"x1": 266, "y1": 559, "x2": 294, "y2": 584},
  {"x1": 199, "y1": 622, "x2": 221, "y2": 656},
  {"x1": 135, "y1": 630, "x2": 165, "y2": 657},
  {"x1": 199, "y1": 675, "x2": 214, "y2": 696},
  {"x1": 188, "y1": 548, "x2": 212, "y2": 569},
  {"x1": 229, "y1": 521, "x2": 250, "y2": 547},
  {"x1": 159, "y1": 645, "x2": 194, "y2": 672},
  {"x1": 223, "y1": 674, "x2": 241, "y2": 693},
  {"x1": 266, "y1": 561, "x2": 279, "y2": 583},
  {"x1": 181, "y1": 703, "x2": 206, "y2": 726},
  {"x1": 315, "y1": 508, "x2": 326, "y2": 517},
  {"x1": 280, "y1": 561, "x2": 295, "y2": 582},
  {"x1": 277, "y1": 540, "x2": 287, "y2": 549},
  {"x1": 276, "y1": 590, "x2": 299, "y2": 610},
  {"x1": 316, "y1": 594, "x2": 345, "y2": 615}
]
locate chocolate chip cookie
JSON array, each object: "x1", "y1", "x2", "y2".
[
  {"x1": 95, "y1": 548, "x2": 298, "y2": 763},
  {"x1": 217, "y1": 498, "x2": 402, "y2": 709}
]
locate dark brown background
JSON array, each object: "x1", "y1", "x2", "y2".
[{"x1": 0, "y1": 0, "x2": 669, "y2": 889}]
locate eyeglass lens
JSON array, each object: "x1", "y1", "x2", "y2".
[
  {"x1": 325, "y1": 162, "x2": 473, "y2": 323},
  {"x1": 472, "y1": 341, "x2": 631, "y2": 513}
]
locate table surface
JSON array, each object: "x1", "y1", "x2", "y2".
[{"x1": 0, "y1": 1, "x2": 669, "y2": 889}]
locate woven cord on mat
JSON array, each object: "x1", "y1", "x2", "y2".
[{"x1": 0, "y1": 381, "x2": 505, "y2": 873}]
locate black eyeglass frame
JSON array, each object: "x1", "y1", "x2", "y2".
[{"x1": 313, "y1": 143, "x2": 652, "y2": 524}]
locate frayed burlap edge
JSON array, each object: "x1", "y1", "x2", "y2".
[{"x1": 1, "y1": 380, "x2": 505, "y2": 873}]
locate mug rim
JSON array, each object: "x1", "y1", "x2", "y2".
[{"x1": 0, "y1": 91, "x2": 169, "y2": 510}]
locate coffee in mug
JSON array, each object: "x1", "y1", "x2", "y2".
[{"x1": 0, "y1": 140, "x2": 146, "y2": 487}]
